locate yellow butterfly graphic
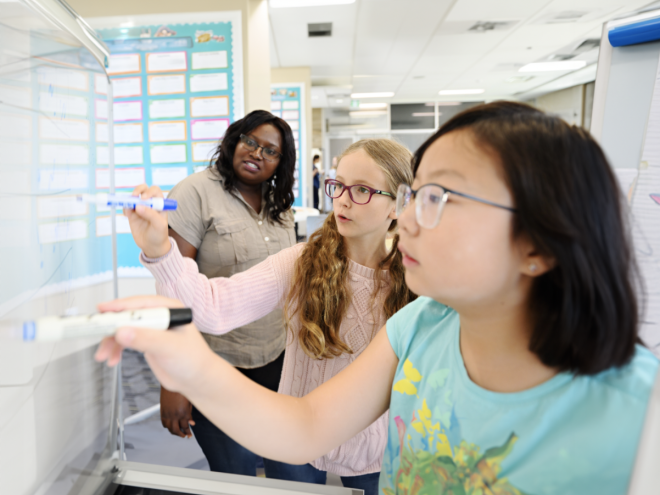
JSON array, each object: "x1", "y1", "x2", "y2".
[{"x1": 393, "y1": 359, "x2": 423, "y2": 397}]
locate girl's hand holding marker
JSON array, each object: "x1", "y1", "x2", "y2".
[{"x1": 125, "y1": 185, "x2": 173, "y2": 259}]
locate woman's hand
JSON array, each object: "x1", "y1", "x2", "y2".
[
  {"x1": 126, "y1": 184, "x2": 171, "y2": 259},
  {"x1": 160, "y1": 388, "x2": 196, "y2": 438},
  {"x1": 95, "y1": 295, "x2": 215, "y2": 394}
]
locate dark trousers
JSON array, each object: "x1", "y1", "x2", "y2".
[
  {"x1": 191, "y1": 351, "x2": 285, "y2": 476},
  {"x1": 313, "y1": 187, "x2": 320, "y2": 210}
]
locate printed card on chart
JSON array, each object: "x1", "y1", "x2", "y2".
[
  {"x1": 38, "y1": 221, "x2": 88, "y2": 244},
  {"x1": 148, "y1": 74, "x2": 186, "y2": 95},
  {"x1": 38, "y1": 170, "x2": 88, "y2": 191},
  {"x1": 114, "y1": 123, "x2": 144, "y2": 143},
  {"x1": 152, "y1": 167, "x2": 188, "y2": 186},
  {"x1": 107, "y1": 54, "x2": 141, "y2": 75},
  {"x1": 191, "y1": 119, "x2": 228, "y2": 140},
  {"x1": 192, "y1": 141, "x2": 217, "y2": 162},
  {"x1": 39, "y1": 92, "x2": 88, "y2": 117},
  {"x1": 39, "y1": 117, "x2": 89, "y2": 141},
  {"x1": 114, "y1": 101, "x2": 143, "y2": 121},
  {"x1": 190, "y1": 96, "x2": 229, "y2": 117},
  {"x1": 282, "y1": 110, "x2": 299, "y2": 120},
  {"x1": 149, "y1": 99, "x2": 186, "y2": 119},
  {"x1": 94, "y1": 74, "x2": 108, "y2": 95},
  {"x1": 96, "y1": 215, "x2": 131, "y2": 236},
  {"x1": 37, "y1": 196, "x2": 88, "y2": 219},
  {"x1": 191, "y1": 51, "x2": 228, "y2": 70},
  {"x1": 40, "y1": 144, "x2": 89, "y2": 165},
  {"x1": 37, "y1": 67, "x2": 88, "y2": 91},
  {"x1": 112, "y1": 77, "x2": 142, "y2": 98},
  {"x1": 190, "y1": 73, "x2": 228, "y2": 92},
  {"x1": 150, "y1": 144, "x2": 187, "y2": 164},
  {"x1": 146, "y1": 52, "x2": 188, "y2": 73},
  {"x1": 97, "y1": 146, "x2": 144, "y2": 166},
  {"x1": 95, "y1": 167, "x2": 146, "y2": 189},
  {"x1": 95, "y1": 99, "x2": 108, "y2": 120},
  {"x1": 148, "y1": 121, "x2": 187, "y2": 142}
]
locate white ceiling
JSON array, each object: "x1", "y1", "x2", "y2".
[{"x1": 269, "y1": 0, "x2": 655, "y2": 106}]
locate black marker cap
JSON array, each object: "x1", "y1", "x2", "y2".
[{"x1": 168, "y1": 308, "x2": 193, "y2": 328}]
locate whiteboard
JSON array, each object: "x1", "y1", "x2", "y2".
[
  {"x1": 0, "y1": 1, "x2": 119, "y2": 493},
  {"x1": 593, "y1": 13, "x2": 660, "y2": 356}
]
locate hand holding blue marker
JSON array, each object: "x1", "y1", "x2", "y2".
[{"x1": 77, "y1": 193, "x2": 178, "y2": 211}]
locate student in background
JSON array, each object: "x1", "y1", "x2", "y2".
[
  {"x1": 312, "y1": 154, "x2": 321, "y2": 210},
  {"x1": 123, "y1": 139, "x2": 416, "y2": 495},
  {"x1": 158, "y1": 110, "x2": 297, "y2": 478},
  {"x1": 98, "y1": 102, "x2": 659, "y2": 495}
]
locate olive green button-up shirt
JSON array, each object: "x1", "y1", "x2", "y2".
[{"x1": 166, "y1": 166, "x2": 296, "y2": 368}]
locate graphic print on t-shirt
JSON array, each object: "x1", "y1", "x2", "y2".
[{"x1": 385, "y1": 359, "x2": 528, "y2": 495}]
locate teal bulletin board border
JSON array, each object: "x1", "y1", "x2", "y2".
[
  {"x1": 91, "y1": 13, "x2": 243, "y2": 274},
  {"x1": 271, "y1": 83, "x2": 306, "y2": 208}
]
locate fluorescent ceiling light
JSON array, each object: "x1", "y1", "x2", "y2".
[
  {"x1": 438, "y1": 89, "x2": 485, "y2": 95},
  {"x1": 437, "y1": 102, "x2": 461, "y2": 106},
  {"x1": 519, "y1": 61, "x2": 587, "y2": 72},
  {"x1": 359, "y1": 102, "x2": 387, "y2": 109},
  {"x1": 350, "y1": 111, "x2": 387, "y2": 118},
  {"x1": 350, "y1": 92, "x2": 394, "y2": 98},
  {"x1": 412, "y1": 112, "x2": 435, "y2": 117},
  {"x1": 270, "y1": 0, "x2": 355, "y2": 7}
]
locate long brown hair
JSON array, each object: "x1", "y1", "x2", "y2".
[{"x1": 284, "y1": 139, "x2": 417, "y2": 360}]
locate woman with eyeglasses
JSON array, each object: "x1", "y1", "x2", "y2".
[
  {"x1": 122, "y1": 138, "x2": 416, "y2": 494},
  {"x1": 101, "y1": 102, "x2": 658, "y2": 495},
  {"x1": 136, "y1": 110, "x2": 298, "y2": 478}
]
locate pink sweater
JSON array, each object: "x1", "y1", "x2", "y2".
[{"x1": 141, "y1": 239, "x2": 390, "y2": 476}]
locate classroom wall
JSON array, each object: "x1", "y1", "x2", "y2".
[
  {"x1": 531, "y1": 82, "x2": 596, "y2": 129},
  {"x1": 68, "y1": 0, "x2": 271, "y2": 113},
  {"x1": 271, "y1": 66, "x2": 313, "y2": 207}
]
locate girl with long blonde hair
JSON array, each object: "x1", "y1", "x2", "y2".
[{"x1": 125, "y1": 138, "x2": 416, "y2": 494}]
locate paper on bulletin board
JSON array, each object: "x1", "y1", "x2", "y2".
[
  {"x1": 271, "y1": 83, "x2": 306, "y2": 206},
  {"x1": 90, "y1": 11, "x2": 244, "y2": 274}
]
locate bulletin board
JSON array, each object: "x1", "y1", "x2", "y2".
[
  {"x1": 91, "y1": 12, "x2": 243, "y2": 274},
  {"x1": 271, "y1": 83, "x2": 306, "y2": 207}
]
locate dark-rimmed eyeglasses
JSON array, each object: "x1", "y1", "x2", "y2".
[
  {"x1": 396, "y1": 183, "x2": 516, "y2": 229},
  {"x1": 239, "y1": 134, "x2": 282, "y2": 163},
  {"x1": 325, "y1": 179, "x2": 395, "y2": 205}
]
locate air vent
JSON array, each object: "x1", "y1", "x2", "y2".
[
  {"x1": 535, "y1": 11, "x2": 590, "y2": 24},
  {"x1": 308, "y1": 23, "x2": 332, "y2": 37},
  {"x1": 574, "y1": 38, "x2": 600, "y2": 53},
  {"x1": 468, "y1": 20, "x2": 518, "y2": 32}
]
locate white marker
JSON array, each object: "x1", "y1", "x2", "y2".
[
  {"x1": 77, "y1": 193, "x2": 177, "y2": 211},
  {"x1": 22, "y1": 308, "x2": 192, "y2": 342}
]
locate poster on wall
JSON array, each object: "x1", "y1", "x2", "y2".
[
  {"x1": 271, "y1": 83, "x2": 305, "y2": 208},
  {"x1": 89, "y1": 12, "x2": 243, "y2": 275}
]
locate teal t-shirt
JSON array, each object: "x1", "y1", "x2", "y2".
[{"x1": 381, "y1": 297, "x2": 659, "y2": 495}]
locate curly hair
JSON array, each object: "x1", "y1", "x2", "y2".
[
  {"x1": 284, "y1": 139, "x2": 417, "y2": 360},
  {"x1": 211, "y1": 110, "x2": 295, "y2": 224}
]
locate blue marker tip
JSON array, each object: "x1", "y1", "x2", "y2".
[{"x1": 23, "y1": 321, "x2": 36, "y2": 342}]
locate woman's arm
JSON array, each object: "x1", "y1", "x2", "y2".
[
  {"x1": 169, "y1": 228, "x2": 197, "y2": 260},
  {"x1": 96, "y1": 295, "x2": 398, "y2": 465}
]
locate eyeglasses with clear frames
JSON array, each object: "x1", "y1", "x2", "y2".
[
  {"x1": 239, "y1": 134, "x2": 282, "y2": 163},
  {"x1": 396, "y1": 183, "x2": 517, "y2": 229}
]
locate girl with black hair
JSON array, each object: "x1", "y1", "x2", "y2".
[
  {"x1": 99, "y1": 102, "x2": 659, "y2": 494},
  {"x1": 153, "y1": 110, "x2": 297, "y2": 478}
]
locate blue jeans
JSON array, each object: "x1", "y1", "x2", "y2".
[{"x1": 266, "y1": 460, "x2": 380, "y2": 495}]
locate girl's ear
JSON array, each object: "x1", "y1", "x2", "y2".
[
  {"x1": 518, "y1": 235, "x2": 556, "y2": 277},
  {"x1": 388, "y1": 205, "x2": 398, "y2": 220}
]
